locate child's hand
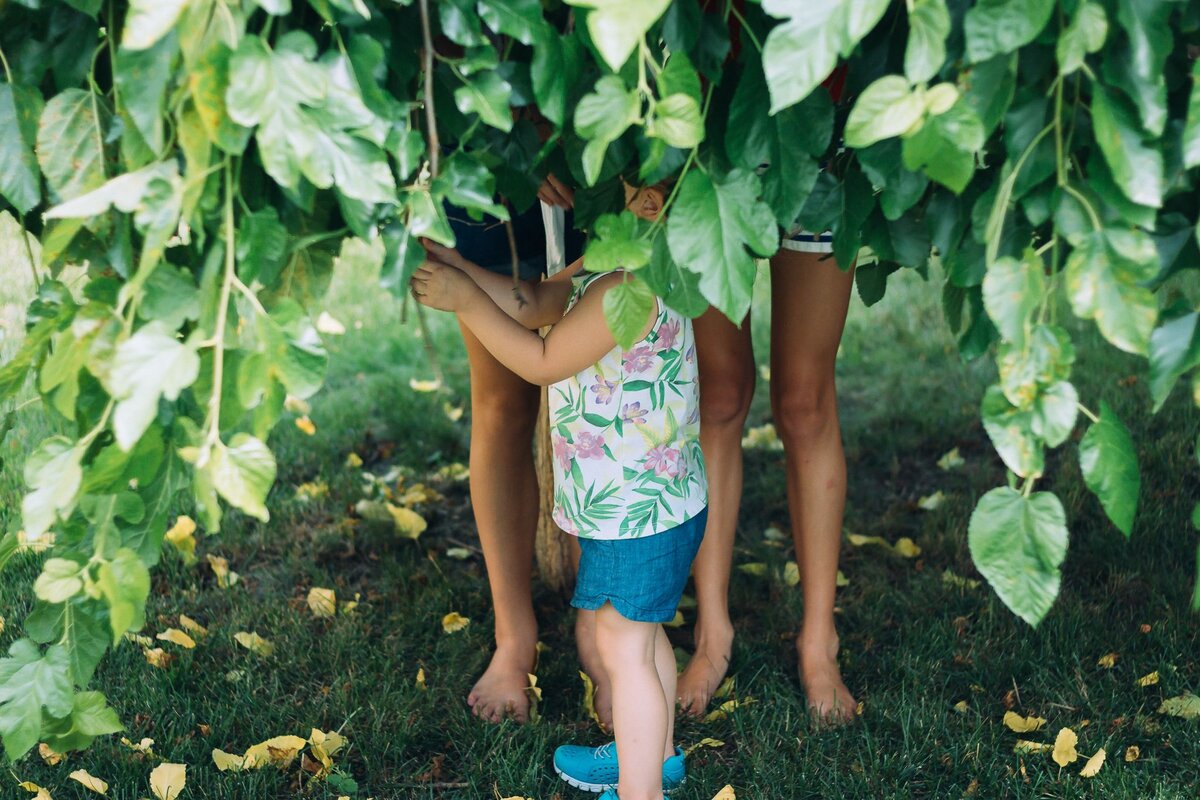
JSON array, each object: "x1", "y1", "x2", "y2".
[{"x1": 410, "y1": 260, "x2": 480, "y2": 313}]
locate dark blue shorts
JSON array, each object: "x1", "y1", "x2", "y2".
[
  {"x1": 448, "y1": 202, "x2": 585, "y2": 280},
  {"x1": 571, "y1": 508, "x2": 708, "y2": 623}
]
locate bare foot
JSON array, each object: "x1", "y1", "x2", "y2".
[
  {"x1": 676, "y1": 622, "x2": 733, "y2": 716},
  {"x1": 467, "y1": 644, "x2": 536, "y2": 723},
  {"x1": 797, "y1": 633, "x2": 856, "y2": 727}
]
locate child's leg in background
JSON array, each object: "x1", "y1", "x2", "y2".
[{"x1": 595, "y1": 603, "x2": 672, "y2": 800}]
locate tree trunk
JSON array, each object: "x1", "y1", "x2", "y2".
[{"x1": 534, "y1": 384, "x2": 578, "y2": 593}]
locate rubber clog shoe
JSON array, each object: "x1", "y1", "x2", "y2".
[{"x1": 553, "y1": 742, "x2": 686, "y2": 793}]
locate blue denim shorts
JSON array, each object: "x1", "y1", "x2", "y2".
[{"x1": 571, "y1": 508, "x2": 708, "y2": 623}]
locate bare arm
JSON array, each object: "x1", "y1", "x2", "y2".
[{"x1": 411, "y1": 265, "x2": 655, "y2": 386}]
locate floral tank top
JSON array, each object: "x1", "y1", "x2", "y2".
[{"x1": 549, "y1": 273, "x2": 708, "y2": 539}]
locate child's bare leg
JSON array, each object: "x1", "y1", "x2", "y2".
[
  {"x1": 769, "y1": 251, "x2": 857, "y2": 725},
  {"x1": 461, "y1": 322, "x2": 541, "y2": 723},
  {"x1": 575, "y1": 609, "x2": 614, "y2": 728},
  {"x1": 678, "y1": 309, "x2": 754, "y2": 715},
  {"x1": 596, "y1": 604, "x2": 668, "y2": 800}
]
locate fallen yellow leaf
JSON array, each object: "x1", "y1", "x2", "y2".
[
  {"x1": 307, "y1": 587, "x2": 337, "y2": 618},
  {"x1": 17, "y1": 529, "x2": 55, "y2": 553},
  {"x1": 445, "y1": 547, "x2": 471, "y2": 560},
  {"x1": 664, "y1": 609, "x2": 685, "y2": 628},
  {"x1": 712, "y1": 676, "x2": 736, "y2": 701},
  {"x1": 295, "y1": 415, "x2": 317, "y2": 436},
  {"x1": 579, "y1": 670, "x2": 606, "y2": 731},
  {"x1": 710, "y1": 786, "x2": 737, "y2": 800},
  {"x1": 953, "y1": 700, "x2": 969, "y2": 714},
  {"x1": 704, "y1": 696, "x2": 756, "y2": 723},
  {"x1": 443, "y1": 402, "x2": 464, "y2": 422},
  {"x1": 120, "y1": 737, "x2": 155, "y2": 755},
  {"x1": 1097, "y1": 652, "x2": 1118, "y2": 668},
  {"x1": 917, "y1": 491, "x2": 946, "y2": 511},
  {"x1": 212, "y1": 748, "x2": 246, "y2": 772},
  {"x1": 1013, "y1": 739, "x2": 1051, "y2": 754},
  {"x1": 736, "y1": 562, "x2": 767, "y2": 576},
  {"x1": 1136, "y1": 671, "x2": 1160, "y2": 687},
  {"x1": 143, "y1": 647, "x2": 174, "y2": 669},
  {"x1": 18, "y1": 781, "x2": 52, "y2": 800},
  {"x1": 937, "y1": 447, "x2": 964, "y2": 471},
  {"x1": 684, "y1": 737, "x2": 725, "y2": 756},
  {"x1": 941, "y1": 569, "x2": 980, "y2": 590},
  {"x1": 1158, "y1": 694, "x2": 1200, "y2": 719},
  {"x1": 836, "y1": 570, "x2": 850, "y2": 587},
  {"x1": 741, "y1": 423, "x2": 783, "y2": 450},
  {"x1": 205, "y1": 554, "x2": 239, "y2": 589},
  {"x1": 783, "y1": 561, "x2": 800, "y2": 586},
  {"x1": 415, "y1": 667, "x2": 427, "y2": 690},
  {"x1": 527, "y1": 673, "x2": 542, "y2": 722},
  {"x1": 1003, "y1": 711, "x2": 1047, "y2": 733},
  {"x1": 1052, "y1": 727, "x2": 1079, "y2": 767},
  {"x1": 387, "y1": 504, "x2": 428, "y2": 539},
  {"x1": 442, "y1": 612, "x2": 469, "y2": 633},
  {"x1": 1124, "y1": 745, "x2": 1140, "y2": 762},
  {"x1": 345, "y1": 452, "x2": 363, "y2": 468},
  {"x1": 164, "y1": 516, "x2": 197, "y2": 565},
  {"x1": 1079, "y1": 748, "x2": 1105, "y2": 777},
  {"x1": 294, "y1": 480, "x2": 328, "y2": 502},
  {"x1": 156, "y1": 629, "x2": 196, "y2": 649},
  {"x1": 38, "y1": 743, "x2": 63, "y2": 765},
  {"x1": 149, "y1": 763, "x2": 186, "y2": 800},
  {"x1": 433, "y1": 462, "x2": 469, "y2": 481},
  {"x1": 893, "y1": 537, "x2": 921, "y2": 558},
  {"x1": 243, "y1": 735, "x2": 308, "y2": 769},
  {"x1": 69, "y1": 769, "x2": 108, "y2": 795},
  {"x1": 233, "y1": 631, "x2": 274, "y2": 657},
  {"x1": 179, "y1": 615, "x2": 208, "y2": 637},
  {"x1": 409, "y1": 377, "x2": 442, "y2": 392}
]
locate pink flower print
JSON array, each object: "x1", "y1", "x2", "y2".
[
  {"x1": 575, "y1": 431, "x2": 606, "y2": 459},
  {"x1": 552, "y1": 434, "x2": 575, "y2": 472},
  {"x1": 644, "y1": 444, "x2": 680, "y2": 478},
  {"x1": 554, "y1": 510, "x2": 579, "y2": 536},
  {"x1": 622, "y1": 344, "x2": 656, "y2": 375},
  {"x1": 656, "y1": 319, "x2": 681, "y2": 351},
  {"x1": 621, "y1": 402, "x2": 648, "y2": 425},
  {"x1": 590, "y1": 373, "x2": 618, "y2": 405}
]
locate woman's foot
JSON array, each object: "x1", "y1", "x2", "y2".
[
  {"x1": 676, "y1": 621, "x2": 733, "y2": 716},
  {"x1": 797, "y1": 632, "x2": 856, "y2": 726},
  {"x1": 468, "y1": 642, "x2": 537, "y2": 723}
]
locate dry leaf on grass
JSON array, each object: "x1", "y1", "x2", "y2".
[
  {"x1": 387, "y1": 504, "x2": 428, "y2": 539},
  {"x1": 942, "y1": 570, "x2": 980, "y2": 590},
  {"x1": 1052, "y1": 727, "x2": 1079, "y2": 767},
  {"x1": 711, "y1": 786, "x2": 737, "y2": 800},
  {"x1": 579, "y1": 671, "x2": 607, "y2": 731},
  {"x1": 212, "y1": 749, "x2": 246, "y2": 772},
  {"x1": 917, "y1": 491, "x2": 945, "y2": 511},
  {"x1": 179, "y1": 615, "x2": 208, "y2": 637},
  {"x1": 704, "y1": 697, "x2": 756, "y2": 723},
  {"x1": 295, "y1": 416, "x2": 317, "y2": 436},
  {"x1": 38, "y1": 743, "x2": 63, "y2": 765},
  {"x1": 1080, "y1": 748, "x2": 1106, "y2": 777},
  {"x1": 1097, "y1": 652, "x2": 1118, "y2": 669},
  {"x1": 1013, "y1": 740, "x2": 1051, "y2": 754},
  {"x1": 234, "y1": 631, "x2": 274, "y2": 657},
  {"x1": 783, "y1": 561, "x2": 800, "y2": 586},
  {"x1": 684, "y1": 738, "x2": 724, "y2": 756},
  {"x1": 415, "y1": 667, "x2": 426, "y2": 690},
  {"x1": 307, "y1": 587, "x2": 337, "y2": 618},
  {"x1": 937, "y1": 447, "x2": 964, "y2": 470},
  {"x1": 442, "y1": 612, "x2": 469, "y2": 633},
  {"x1": 143, "y1": 648, "x2": 175, "y2": 669},
  {"x1": 205, "y1": 554, "x2": 239, "y2": 589},
  {"x1": 149, "y1": 763, "x2": 186, "y2": 800},
  {"x1": 1136, "y1": 671, "x2": 1160, "y2": 687},
  {"x1": 157, "y1": 629, "x2": 196, "y2": 649},
  {"x1": 1158, "y1": 694, "x2": 1200, "y2": 719},
  {"x1": 164, "y1": 516, "x2": 197, "y2": 565},
  {"x1": 69, "y1": 769, "x2": 108, "y2": 794},
  {"x1": 1124, "y1": 745, "x2": 1140, "y2": 762},
  {"x1": 18, "y1": 781, "x2": 52, "y2": 800},
  {"x1": 1003, "y1": 711, "x2": 1047, "y2": 733},
  {"x1": 409, "y1": 378, "x2": 441, "y2": 392}
]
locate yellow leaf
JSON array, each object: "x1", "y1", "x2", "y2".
[
  {"x1": 307, "y1": 587, "x2": 337, "y2": 618},
  {"x1": 942, "y1": 569, "x2": 980, "y2": 590},
  {"x1": 526, "y1": 674, "x2": 542, "y2": 723},
  {"x1": 893, "y1": 537, "x2": 921, "y2": 558},
  {"x1": 397, "y1": 483, "x2": 441, "y2": 507},
  {"x1": 703, "y1": 696, "x2": 756, "y2": 723},
  {"x1": 164, "y1": 516, "x2": 197, "y2": 566},
  {"x1": 762, "y1": 525, "x2": 788, "y2": 542},
  {"x1": 120, "y1": 737, "x2": 155, "y2": 755},
  {"x1": 295, "y1": 415, "x2": 317, "y2": 436},
  {"x1": 712, "y1": 676, "x2": 736, "y2": 701},
  {"x1": 143, "y1": 648, "x2": 174, "y2": 669},
  {"x1": 212, "y1": 749, "x2": 246, "y2": 772},
  {"x1": 1136, "y1": 671, "x2": 1160, "y2": 687},
  {"x1": 243, "y1": 735, "x2": 308, "y2": 769},
  {"x1": 387, "y1": 504, "x2": 428, "y2": 539},
  {"x1": 1052, "y1": 727, "x2": 1079, "y2": 767},
  {"x1": 316, "y1": 311, "x2": 346, "y2": 335},
  {"x1": 0, "y1": 613, "x2": 4, "y2": 633},
  {"x1": 18, "y1": 781, "x2": 52, "y2": 800},
  {"x1": 18, "y1": 529, "x2": 56, "y2": 553},
  {"x1": 233, "y1": 631, "x2": 274, "y2": 657},
  {"x1": 443, "y1": 402, "x2": 464, "y2": 422},
  {"x1": 284, "y1": 395, "x2": 311, "y2": 414},
  {"x1": 846, "y1": 532, "x2": 889, "y2": 548},
  {"x1": 294, "y1": 480, "x2": 329, "y2": 502},
  {"x1": 69, "y1": 769, "x2": 109, "y2": 795},
  {"x1": 710, "y1": 786, "x2": 737, "y2": 800},
  {"x1": 741, "y1": 423, "x2": 782, "y2": 450},
  {"x1": 783, "y1": 561, "x2": 800, "y2": 586},
  {"x1": 149, "y1": 763, "x2": 186, "y2": 800},
  {"x1": 415, "y1": 667, "x2": 427, "y2": 690},
  {"x1": 1124, "y1": 745, "x2": 1140, "y2": 762},
  {"x1": 1079, "y1": 748, "x2": 1105, "y2": 778},
  {"x1": 836, "y1": 570, "x2": 850, "y2": 587},
  {"x1": 38, "y1": 743, "x2": 64, "y2": 765},
  {"x1": 917, "y1": 491, "x2": 945, "y2": 511},
  {"x1": 759, "y1": 364, "x2": 771, "y2": 381},
  {"x1": 442, "y1": 612, "x2": 469, "y2": 633},
  {"x1": 156, "y1": 629, "x2": 196, "y2": 649},
  {"x1": 205, "y1": 554, "x2": 239, "y2": 589},
  {"x1": 937, "y1": 447, "x2": 964, "y2": 471},
  {"x1": 445, "y1": 547, "x2": 471, "y2": 560},
  {"x1": 579, "y1": 670, "x2": 606, "y2": 730},
  {"x1": 684, "y1": 737, "x2": 725, "y2": 756},
  {"x1": 953, "y1": 700, "x2": 969, "y2": 714},
  {"x1": 1158, "y1": 693, "x2": 1200, "y2": 719},
  {"x1": 1003, "y1": 711, "x2": 1047, "y2": 733},
  {"x1": 179, "y1": 616, "x2": 208, "y2": 637},
  {"x1": 409, "y1": 377, "x2": 442, "y2": 392},
  {"x1": 433, "y1": 462, "x2": 470, "y2": 481},
  {"x1": 1097, "y1": 652, "x2": 1118, "y2": 669},
  {"x1": 345, "y1": 452, "x2": 363, "y2": 468},
  {"x1": 1013, "y1": 739, "x2": 1051, "y2": 754},
  {"x1": 125, "y1": 633, "x2": 154, "y2": 647},
  {"x1": 736, "y1": 562, "x2": 767, "y2": 576},
  {"x1": 664, "y1": 609, "x2": 685, "y2": 628}
]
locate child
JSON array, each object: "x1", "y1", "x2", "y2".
[{"x1": 411, "y1": 182, "x2": 707, "y2": 800}]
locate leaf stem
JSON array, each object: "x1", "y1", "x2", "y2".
[
  {"x1": 1061, "y1": 183, "x2": 1102, "y2": 230},
  {"x1": 18, "y1": 217, "x2": 40, "y2": 291},
  {"x1": 1077, "y1": 403, "x2": 1099, "y2": 424},
  {"x1": 231, "y1": 275, "x2": 268, "y2": 317},
  {"x1": 203, "y1": 157, "x2": 238, "y2": 459},
  {"x1": 417, "y1": 0, "x2": 440, "y2": 180},
  {"x1": 984, "y1": 123, "x2": 1053, "y2": 269},
  {"x1": 0, "y1": 42, "x2": 12, "y2": 83},
  {"x1": 726, "y1": 2, "x2": 763, "y2": 53}
]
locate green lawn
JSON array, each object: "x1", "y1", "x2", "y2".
[{"x1": 1, "y1": 234, "x2": 1198, "y2": 799}]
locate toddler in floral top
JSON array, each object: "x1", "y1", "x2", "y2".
[{"x1": 413, "y1": 182, "x2": 707, "y2": 800}]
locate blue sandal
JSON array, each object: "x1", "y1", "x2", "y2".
[{"x1": 553, "y1": 742, "x2": 685, "y2": 793}]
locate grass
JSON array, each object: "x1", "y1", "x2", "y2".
[{"x1": 0, "y1": 231, "x2": 1198, "y2": 799}]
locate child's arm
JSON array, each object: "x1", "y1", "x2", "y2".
[
  {"x1": 421, "y1": 240, "x2": 583, "y2": 329},
  {"x1": 411, "y1": 262, "x2": 655, "y2": 386}
]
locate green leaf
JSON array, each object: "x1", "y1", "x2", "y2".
[
  {"x1": 115, "y1": 32, "x2": 177, "y2": 154},
  {"x1": 108, "y1": 322, "x2": 201, "y2": 450},
  {"x1": 1184, "y1": 60, "x2": 1200, "y2": 170},
  {"x1": 141, "y1": 265, "x2": 201, "y2": 329},
  {"x1": 22, "y1": 436, "x2": 84, "y2": 538},
  {"x1": 209, "y1": 433, "x2": 277, "y2": 522},
  {"x1": 760, "y1": 0, "x2": 890, "y2": 114},
  {"x1": 968, "y1": 487, "x2": 1068, "y2": 626},
  {"x1": 962, "y1": 54, "x2": 1016, "y2": 138},
  {"x1": 236, "y1": 208, "x2": 289, "y2": 287},
  {"x1": 568, "y1": 0, "x2": 671, "y2": 71},
  {"x1": 191, "y1": 42, "x2": 251, "y2": 155},
  {"x1": 1056, "y1": 2, "x2": 1107, "y2": 75},
  {"x1": 34, "y1": 559, "x2": 85, "y2": 604},
  {"x1": 433, "y1": 155, "x2": 508, "y2": 220},
  {"x1": 602, "y1": 275, "x2": 656, "y2": 349},
  {"x1": 96, "y1": 548, "x2": 151, "y2": 641},
  {"x1": 1079, "y1": 401, "x2": 1140, "y2": 537},
  {"x1": 122, "y1": 0, "x2": 189, "y2": 50},
  {"x1": 905, "y1": 0, "x2": 950, "y2": 84},
  {"x1": 1032, "y1": 380, "x2": 1079, "y2": 447},
  {"x1": 69, "y1": 691, "x2": 123, "y2": 736},
  {"x1": 584, "y1": 213, "x2": 653, "y2": 274},
  {"x1": 1148, "y1": 312, "x2": 1200, "y2": 412},
  {"x1": 996, "y1": 324, "x2": 1075, "y2": 408},
  {"x1": 478, "y1": 0, "x2": 543, "y2": 45},
  {"x1": 963, "y1": 0, "x2": 1054, "y2": 63},
  {"x1": 981, "y1": 384, "x2": 1044, "y2": 478},
  {"x1": 0, "y1": 83, "x2": 44, "y2": 215},
  {"x1": 380, "y1": 221, "x2": 426, "y2": 297},
  {"x1": 844, "y1": 76, "x2": 926, "y2": 148},
  {"x1": 982, "y1": 250, "x2": 1044, "y2": 346},
  {"x1": 439, "y1": 0, "x2": 486, "y2": 46},
  {"x1": 0, "y1": 640, "x2": 73, "y2": 759},
  {"x1": 1065, "y1": 229, "x2": 1159, "y2": 355},
  {"x1": 36, "y1": 89, "x2": 111, "y2": 202},
  {"x1": 574, "y1": 76, "x2": 640, "y2": 186},
  {"x1": 666, "y1": 169, "x2": 776, "y2": 322},
  {"x1": 1091, "y1": 87, "x2": 1163, "y2": 209},
  {"x1": 44, "y1": 161, "x2": 178, "y2": 222},
  {"x1": 454, "y1": 69, "x2": 514, "y2": 132},
  {"x1": 642, "y1": 232, "x2": 709, "y2": 318},
  {"x1": 255, "y1": 0, "x2": 292, "y2": 14},
  {"x1": 900, "y1": 101, "x2": 984, "y2": 194},
  {"x1": 260, "y1": 300, "x2": 328, "y2": 399},
  {"x1": 0, "y1": 316, "x2": 57, "y2": 404},
  {"x1": 531, "y1": 30, "x2": 583, "y2": 128},
  {"x1": 62, "y1": 604, "x2": 114, "y2": 688},
  {"x1": 650, "y1": 94, "x2": 703, "y2": 149}
]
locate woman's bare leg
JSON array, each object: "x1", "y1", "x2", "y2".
[
  {"x1": 460, "y1": 320, "x2": 542, "y2": 723},
  {"x1": 575, "y1": 609, "x2": 613, "y2": 728},
  {"x1": 676, "y1": 308, "x2": 755, "y2": 715},
  {"x1": 768, "y1": 249, "x2": 857, "y2": 724}
]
